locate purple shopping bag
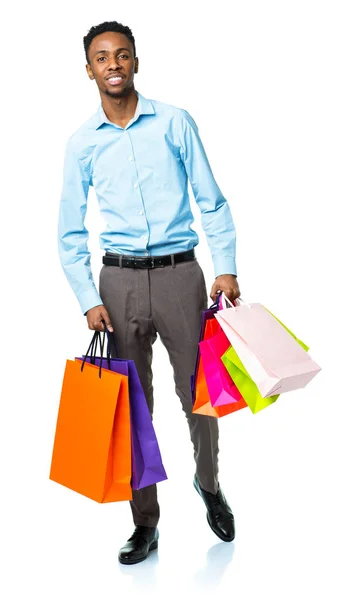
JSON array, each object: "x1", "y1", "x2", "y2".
[{"x1": 77, "y1": 334, "x2": 167, "y2": 490}]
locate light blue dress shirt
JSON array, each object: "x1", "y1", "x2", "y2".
[{"x1": 58, "y1": 90, "x2": 237, "y2": 315}]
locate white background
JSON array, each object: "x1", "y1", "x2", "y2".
[{"x1": 1, "y1": 0, "x2": 343, "y2": 598}]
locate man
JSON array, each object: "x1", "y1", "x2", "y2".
[{"x1": 58, "y1": 20, "x2": 241, "y2": 565}]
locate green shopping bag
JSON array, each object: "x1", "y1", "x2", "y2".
[
  {"x1": 221, "y1": 347, "x2": 279, "y2": 413},
  {"x1": 221, "y1": 309, "x2": 309, "y2": 414}
]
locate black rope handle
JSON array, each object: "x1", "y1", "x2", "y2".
[
  {"x1": 99, "y1": 328, "x2": 111, "y2": 372},
  {"x1": 101, "y1": 321, "x2": 120, "y2": 360},
  {"x1": 80, "y1": 329, "x2": 108, "y2": 378},
  {"x1": 98, "y1": 328, "x2": 105, "y2": 379},
  {"x1": 80, "y1": 322, "x2": 119, "y2": 378},
  {"x1": 81, "y1": 331, "x2": 98, "y2": 372},
  {"x1": 88, "y1": 331, "x2": 99, "y2": 364}
]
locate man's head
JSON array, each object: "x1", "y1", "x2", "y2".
[{"x1": 83, "y1": 21, "x2": 138, "y2": 99}]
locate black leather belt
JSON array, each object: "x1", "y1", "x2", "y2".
[{"x1": 102, "y1": 248, "x2": 196, "y2": 268}]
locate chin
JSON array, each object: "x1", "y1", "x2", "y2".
[{"x1": 104, "y1": 84, "x2": 132, "y2": 98}]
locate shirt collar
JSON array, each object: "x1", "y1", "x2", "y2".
[{"x1": 94, "y1": 90, "x2": 155, "y2": 130}]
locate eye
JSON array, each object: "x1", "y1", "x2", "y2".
[
  {"x1": 118, "y1": 54, "x2": 129, "y2": 59},
  {"x1": 97, "y1": 56, "x2": 106, "y2": 62}
]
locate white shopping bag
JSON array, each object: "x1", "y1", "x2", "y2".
[{"x1": 215, "y1": 295, "x2": 321, "y2": 397}]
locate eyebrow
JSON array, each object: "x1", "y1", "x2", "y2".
[{"x1": 94, "y1": 47, "x2": 131, "y2": 56}]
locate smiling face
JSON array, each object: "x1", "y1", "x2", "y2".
[{"x1": 86, "y1": 31, "x2": 138, "y2": 98}]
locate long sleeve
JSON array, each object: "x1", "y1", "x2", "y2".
[
  {"x1": 178, "y1": 109, "x2": 237, "y2": 277},
  {"x1": 57, "y1": 137, "x2": 103, "y2": 315}
]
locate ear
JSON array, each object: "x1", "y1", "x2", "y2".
[
  {"x1": 86, "y1": 63, "x2": 94, "y2": 80},
  {"x1": 134, "y1": 57, "x2": 139, "y2": 74}
]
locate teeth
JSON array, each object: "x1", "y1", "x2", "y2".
[{"x1": 108, "y1": 77, "x2": 122, "y2": 81}]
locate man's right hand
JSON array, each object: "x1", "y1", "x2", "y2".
[{"x1": 86, "y1": 304, "x2": 114, "y2": 332}]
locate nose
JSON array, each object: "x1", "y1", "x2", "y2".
[{"x1": 107, "y1": 56, "x2": 121, "y2": 71}]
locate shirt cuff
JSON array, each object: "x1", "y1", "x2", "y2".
[
  {"x1": 213, "y1": 255, "x2": 237, "y2": 278},
  {"x1": 79, "y1": 288, "x2": 104, "y2": 316}
]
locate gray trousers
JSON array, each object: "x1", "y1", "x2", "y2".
[{"x1": 99, "y1": 256, "x2": 219, "y2": 527}]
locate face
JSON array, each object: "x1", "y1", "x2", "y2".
[{"x1": 86, "y1": 32, "x2": 138, "y2": 98}]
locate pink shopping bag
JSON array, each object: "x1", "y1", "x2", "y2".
[
  {"x1": 215, "y1": 296, "x2": 321, "y2": 398},
  {"x1": 199, "y1": 329, "x2": 243, "y2": 407}
]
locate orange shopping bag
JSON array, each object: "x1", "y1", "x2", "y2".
[
  {"x1": 49, "y1": 351, "x2": 132, "y2": 503},
  {"x1": 192, "y1": 317, "x2": 248, "y2": 417}
]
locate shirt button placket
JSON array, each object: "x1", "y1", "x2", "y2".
[{"x1": 127, "y1": 135, "x2": 148, "y2": 250}]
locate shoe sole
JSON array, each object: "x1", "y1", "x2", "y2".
[
  {"x1": 118, "y1": 540, "x2": 158, "y2": 565},
  {"x1": 194, "y1": 479, "x2": 235, "y2": 543}
]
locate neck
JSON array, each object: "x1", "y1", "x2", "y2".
[{"x1": 100, "y1": 86, "x2": 138, "y2": 125}]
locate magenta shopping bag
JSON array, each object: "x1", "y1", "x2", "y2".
[
  {"x1": 78, "y1": 331, "x2": 167, "y2": 490},
  {"x1": 199, "y1": 329, "x2": 243, "y2": 407},
  {"x1": 190, "y1": 295, "x2": 224, "y2": 404}
]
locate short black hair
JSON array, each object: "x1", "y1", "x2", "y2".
[{"x1": 83, "y1": 21, "x2": 136, "y2": 64}]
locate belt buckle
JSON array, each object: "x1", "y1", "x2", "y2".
[{"x1": 150, "y1": 256, "x2": 164, "y2": 269}]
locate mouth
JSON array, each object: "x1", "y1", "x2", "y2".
[{"x1": 106, "y1": 75, "x2": 125, "y2": 86}]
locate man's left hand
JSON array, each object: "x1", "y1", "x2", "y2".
[{"x1": 210, "y1": 274, "x2": 241, "y2": 303}]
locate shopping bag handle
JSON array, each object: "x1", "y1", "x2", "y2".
[
  {"x1": 221, "y1": 293, "x2": 248, "y2": 309},
  {"x1": 101, "y1": 321, "x2": 120, "y2": 359},
  {"x1": 81, "y1": 332, "x2": 97, "y2": 369},
  {"x1": 80, "y1": 322, "x2": 120, "y2": 378},
  {"x1": 90, "y1": 330, "x2": 111, "y2": 368},
  {"x1": 210, "y1": 293, "x2": 223, "y2": 311},
  {"x1": 88, "y1": 330, "x2": 100, "y2": 364},
  {"x1": 80, "y1": 329, "x2": 110, "y2": 378},
  {"x1": 87, "y1": 326, "x2": 119, "y2": 361}
]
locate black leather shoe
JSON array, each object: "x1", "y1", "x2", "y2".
[
  {"x1": 118, "y1": 526, "x2": 159, "y2": 565},
  {"x1": 194, "y1": 475, "x2": 235, "y2": 542}
]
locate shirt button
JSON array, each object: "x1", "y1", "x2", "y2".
[
  {"x1": 145, "y1": 252, "x2": 149, "y2": 256},
  {"x1": 128, "y1": 156, "x2": 133, "y2": 161},
  {"x1": 133, "y1": 182, "x2": 138, "y2": 188},
  {"x1": 138, "y1": 210, "x2": 144, "y2": 215}
]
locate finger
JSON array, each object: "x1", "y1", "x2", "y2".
[
  {"x1": 227, "y1": 291, "x2": 240, "y2": 303},
  {"x1": 97, "y1": 320, "x2": 107, "y2": 332},
  {"x1": 88, "y1": 316, "x2": 105, "y2": 332},
  {"x1": 105, "y1": 321, "x2": 114, "y2": 333},
  {"x1": 210, "y1": 282, "x2": 220, "y2": 302},
  {"x1": 99, "y1": 314, "x2": 114, "y2": 333},
  {"x1": 231, "y1": 286, "x2": 241, "y2": 301},
  {"x1": 224, "y1": 289, "x2": 236, "y2": 302},
  {"x1": 87, "y1": 318, "x2": 95, "y2": 330}
]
